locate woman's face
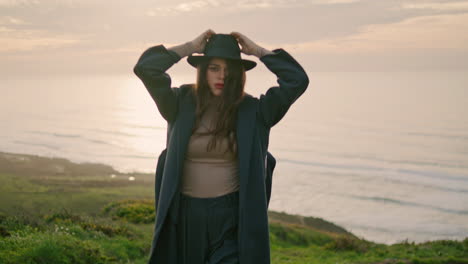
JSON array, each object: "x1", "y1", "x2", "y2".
[{"x1": 206, "y1": 58, "x2": 228, "y2": 97}]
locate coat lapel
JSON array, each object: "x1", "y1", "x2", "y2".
[
  {"x1": 236, "y1": 95, "x2": 257, "y2": 205},
  {"x1": 176, "y1": 93, "x2": 196, "y2": 167},
  {"x1": 172, "y1": 92, "x2": 196, "y2": 196},
  {"x1": 160, "y1": 92, "x2": 195, "y2": 225}
]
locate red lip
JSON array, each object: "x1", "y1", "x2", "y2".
[{"x1": 215, "y1": 83, "x2": 224, "y2": 89}]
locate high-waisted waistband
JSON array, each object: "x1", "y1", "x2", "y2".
[{"x1": 180, "y1": 191, "x2": 239, "y2": 208}]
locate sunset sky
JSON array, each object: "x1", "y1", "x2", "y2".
[{"x1": 1, "y1": 0, "x2": 468, "y2": 77}]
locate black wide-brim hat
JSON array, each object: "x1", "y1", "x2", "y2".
[{"x1": 187, "y1": 34, "x2": 257, "y2": 71}]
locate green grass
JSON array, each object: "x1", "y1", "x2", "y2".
[
  {"x1": 0, "y1": 212, "x2": 149, "y2": 264},
  {"x1": 1, "y1": 151, "x2": 467, "y2": 264},
  {"x1": 0, "y1": 171, "x2": 153, "y2": 216},
  {"x1": 1, "y1": 209, "x2": 467, "y2": 264}
]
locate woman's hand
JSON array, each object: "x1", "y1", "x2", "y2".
[
  {"x1": 230, "y1": 31, "x2": 272, "y2": 57},
  {"x1": 190, "y1": 29, "x2": 216, "y2": 54},
  {"x1": 169, "y1": 29, "x2": 215, "y2": 58}
]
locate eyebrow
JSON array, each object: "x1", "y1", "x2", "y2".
[{"x1": 208, "y1": 63, "x2": 226, "y2": 67}]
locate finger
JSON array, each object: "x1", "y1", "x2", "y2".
[
  {"x1": 203, "y1": 29, "x2": 213, "y2": 39},
  {"x1": 234, "y1": 34, "x2": 244, "y2": 43},
  {"x1": 207, "y1": 29, "x2": 215, "y2": 36},
  {"x1": 230, "y1": 31, "x2": 241, "y2": 39}
]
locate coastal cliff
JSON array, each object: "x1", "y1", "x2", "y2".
[{"x1": 0, "y1": 151, "x2": 466, "y2": 263}]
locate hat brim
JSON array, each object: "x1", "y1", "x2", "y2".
[{"x1": 187, "y1": 55, "x2": 257, "y2": 71}]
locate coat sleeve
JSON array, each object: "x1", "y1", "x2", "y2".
[
  {"x1": 133, "y1": 45, "x2": 183, "y2": 122},
  {"x1": 258, "y1": 49, "x2": 309, "y2": 127}
]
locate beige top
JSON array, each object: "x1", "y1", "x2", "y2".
[{"x1": 181, "y1": 103, "x2": 239, "y2": 198}]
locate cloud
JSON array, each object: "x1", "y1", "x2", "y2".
[
  {"x1": 0, "y1": 0, "x2": 39, "y2": 6},
  {"x1": 275, "y1": 12, "x2": 468, "y2": 54},
  {"x1": 0, "y1": 26, "x2": 85, "y2": 52},
  {"x1": 176, "y1": 0, "x2": 212, "y2": 11},
  {"x1": 146, "y1": 0, "x2": 351, "y2": 16},
  {"x1": 1, "y1": 0, "x2": 467, "y2": 74},
  {"x1": 146, "y1": 0, "x2": 222, "y2": 16},
  {"x1": 0, "y1": 16, "x2": 27, "y2": 25},
  {"x1": 312, "y1": 0, "x2": 362, "y2": 4},
  {"x1": 402, "y1": 1, "x2": 468, "y2": 11}
]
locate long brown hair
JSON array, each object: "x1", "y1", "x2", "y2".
[{"x1": 192, "y1": 57, "x2": 246, "y2": 153}]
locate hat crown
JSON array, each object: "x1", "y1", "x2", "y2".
[
  {"x1": 186, "y1": 33, "x2": 257, "y2": 71},
  {"x1": 203, "y1": 34, "x2": 241, "y2": 60}
]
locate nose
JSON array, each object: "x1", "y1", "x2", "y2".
[{"x1": 219, "y1": 68, "x2": 227, "y2": 80}]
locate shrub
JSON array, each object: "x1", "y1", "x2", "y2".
[
  {"x1": 269, "y1": 222, "x2": 333, "y2": 248},
  {"x1": 324, "y1": 234, "x2": 371, "y2": 253},
  {"x1": 410, "y1": 256, "x2": 468, "y2": 264},
  {"x1": 0, "y1": 226, "x2": 10, "y2": 237},
  {"x1": 103, "y1": 199, "x2": 155, "y2": 224},
  {"x1": 80, "y1": 222, "x2": 132, "y2": 238},
  {"x1": 44, "y1": 209, "x2": 83, "y2": 224},
  {"x1": 0, "y1": 212, "x2": 7, "y2": 223},
  {"x1": 0, "y1": 232, "x2": 109, "y2": 264}
]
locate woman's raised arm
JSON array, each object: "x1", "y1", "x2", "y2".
[
  {"x1": 231, "y1": 32, "x2": 309, "y2": 128},
  {"x1": 133, "y1": 30, "x2": 215, "y2": 122}
]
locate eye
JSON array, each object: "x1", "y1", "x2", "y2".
[{"x1": 208, "y1": 66, "x2": 220, "y2": 72}]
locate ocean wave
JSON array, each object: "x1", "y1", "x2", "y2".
[
  {"x1": 52, "y1": 133, "x2": 81, "y2": 138},
  {"x1": 279, "y1": 158, "x2": 468, "y2": 182},
  {"x1": 13, "y1": 140, "x2": 61, "y2": 150},
  {"x1": 302, "y1": 168, "x2": 468, "y2": 194},
  {"x1": 279, "y1": 158, "x2": 388, "y2": 173},
  {"x1": 115, "y1": 154, "x2": 155, "y2": 160},
  {"x1": 122, "y1": 123, "x2": 166, "y2": 130},
  {"x1": 88, "y1": 128, "x2": 138, "y2": 137},
  {"x1": 86, "y1": 138, "x2": 115, "y2": 146},
  {"x1": 346, "y1": 194, "x2": 468, "y2": 215},
  {"x1": 382, "y1": 178, "x2": 468, "y2": 194},
  {"x1": 406, "y1": 131, "x2": 468, "y2": 141},
  {"x1": 28, "y1": 130, "x2": 81, "y2": 138},
  {"x1": 396, "y1": 168, "x2": 468, "y2": 182},
  {"x1": 277, "y1": 149, "x2": 468, "y2": 171}
]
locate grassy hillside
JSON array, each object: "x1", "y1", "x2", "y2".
[{"x1": 1, "y1": 151, "x2": 467, "y2": 264}]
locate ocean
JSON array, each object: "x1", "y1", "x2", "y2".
[{"x1": 1, "y1": 70, "x2": 467, "y2": 244}]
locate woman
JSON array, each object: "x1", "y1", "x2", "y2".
[{"x1": 134, "y1": 30, "x2": 309, "y2": 264}]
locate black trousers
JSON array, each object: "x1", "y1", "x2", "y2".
[{"x1": 177, "y1": 191, "x2": 240, "y2": 264}]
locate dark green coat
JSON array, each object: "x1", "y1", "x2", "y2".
[{"x1": 134, "y1": 45, "x2": 309, "y2": 264}]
